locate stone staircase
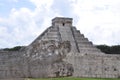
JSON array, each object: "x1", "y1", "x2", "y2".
[{"x1": 72, "y1": 27, "x2": 102, "y2": 54}]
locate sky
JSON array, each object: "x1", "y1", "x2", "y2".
[{"x1": 0, "y1": 0, "x2": 120, "y2": 48}]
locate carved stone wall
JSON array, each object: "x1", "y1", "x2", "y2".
[
  {"x1": 0, "y1": 51, "x2": 25, "y2": 78},
  {"x1": 68, "y1": 53, "x2": 120, "y2": 78}
]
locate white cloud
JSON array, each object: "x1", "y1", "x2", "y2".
[
  {"x1": 0, "y1": 8, "x2": 37, "y2": 48},
  {"x1": 8, "y1": 0, "x2": 18, "y2": 3},
  {"x1": 0, "y1": 0, "x2": 120, "y2": 48},
  {"x1": 0, "y1": 18, "x2": 3, "y2": 22},
  {"x1": 0, "y1": 0, "x2": 61, "y2": 48},
  {"x1": 30, "y1": 0, "x2": 53, "y2": 8},
  {"x1": 70, "y1": 0, "x2": 120, "y2": 45}
]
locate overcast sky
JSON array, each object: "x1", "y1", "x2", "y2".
[{"x1": 0, "y1": 0, "x2": 120, "y2": 48}]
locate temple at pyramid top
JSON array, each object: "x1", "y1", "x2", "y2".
[
  {"x1": 52, "y1": 17, "x2": 73, "y2": 27},
  {"x1": 30, "y1": 17, "x2": 104, "y2": 54}
]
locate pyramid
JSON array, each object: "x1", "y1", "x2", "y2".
[
  {"x1": 27, "y1": 17, "x2": 120, "y2": 78},
  {"x1": 30, "y1": 17, "x2": 103, "y2": 54},
  {"x1": 0, "y1": 17, "x2": 120, "y2": 78}
]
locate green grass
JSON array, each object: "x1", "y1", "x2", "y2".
[{"x1": 26, "y1": 77, "x2": 120, "y2": 80}]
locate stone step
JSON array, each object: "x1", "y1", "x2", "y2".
[
  {"x1": 72, "y1": 27, "x2": 77, "y2": 32},
  {"x1": 42, "y1": 34, "x2": 60, "y2": 40},
  {"x1": 79, "y1": 48, "x2": 101, "y2": 52},
  {"x1": 47, "y1": 34, "x2": 59, "y2": 37},
  {"x1": 47, "y1": 32, "x2": 58, "y2": 35},
  {"x1": 78, "y1": 44, "x2": 93, "y2": 48},
  {"x1": 49, "y1": 27, "x2": 58, "y2": 32},
  {"x1": 77, "y1": 41, "x2": 92, "y2": 44},
  {"x1": 76, "y1": 38, "x2": 89, "y2": 42},
  {"x1": 36, "y1": 26, "x2": 52, "y2": 39},
  {"x1": 74, "y1": 30, "x2": 81, "y2": 34},
  {"x1": 74, "y1": 34, "x2": 84, "y2": 38},
  {"x1": 41, "y1": 38, "x2": 59, "y2": 41}
]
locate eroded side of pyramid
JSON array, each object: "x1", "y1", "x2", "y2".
[{"x1": 30, "y1": 17, "x2": 104, "y2": 54}]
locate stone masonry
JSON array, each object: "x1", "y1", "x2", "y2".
[{"x1": 0, "y1": 17, "x2": 120, "y2": 78}]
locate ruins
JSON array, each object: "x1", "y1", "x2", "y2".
[{"x1": 0, "y1": 17, "x2": 120, "y2": 78}]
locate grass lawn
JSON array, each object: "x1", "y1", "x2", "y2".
[{"x1": 26, "y1": 77, "x2": 120, "y2": 80}]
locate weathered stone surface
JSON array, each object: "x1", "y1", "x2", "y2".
[
  {"x1": 70, "y1": 53, "x2": 120, "y2": 78},
  {"x1": 0, "y1": 17, "x2": 120, "y2": 78},
  {"x1": 24, "y1": 40, "x2": 73, "y2": 78},
  {"x1": 0, "y1": 40, "x2": 73, "y2": 78},
  {"x1": 0, "y1": 52, "x2": 25, "y2": 78}
]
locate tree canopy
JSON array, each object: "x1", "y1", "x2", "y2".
[
  {"x1": 96, "y1": 45, "x2": 120, "y2": 54},
  {"x1": 3, "y1": 46, "x2": 22, "y2": 51}
]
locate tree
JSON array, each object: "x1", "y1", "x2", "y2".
[
  {"x1": 3, "y1": 46, "x2": 22, "y2": 51},
  {"x1": 96, "y1": 45, "x2": 120, "y2": 54}
]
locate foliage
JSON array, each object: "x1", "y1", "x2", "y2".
[
  {"x1": 96, "y1": 45, "x2": 120, "y2": 54},
  {"x1": 3, "y1": 46, "x2": 22, "y2": 51}
]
